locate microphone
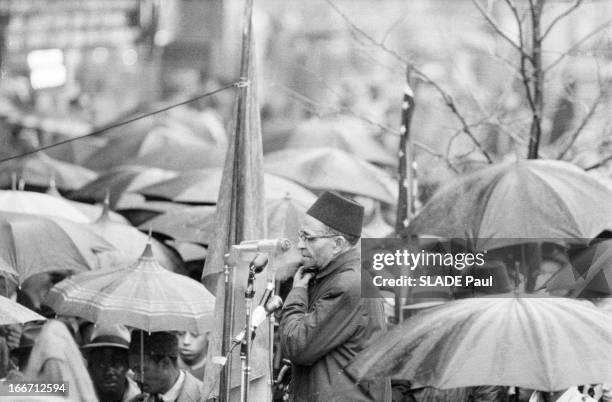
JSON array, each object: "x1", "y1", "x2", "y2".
[
  {"x1": 249, "y1": 253, "x2": 269, "y2": 274},
  {"x1": 232, "y1": 295, "x2": 284, "y2": 344},
  {"x1": 233, "y1": 238, "x2": 293, "y2": 253}
]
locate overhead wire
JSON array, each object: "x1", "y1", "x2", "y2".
[{"x1": 0, "y1": 81, "x2": 240, "y2": 165}]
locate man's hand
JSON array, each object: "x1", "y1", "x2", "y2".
[
  {"x1": 292, "y1": 267, "x2": 313, "y2": 289},
  {"x1": 4, "y1": 325, "x2": 21, "y2": 349}
]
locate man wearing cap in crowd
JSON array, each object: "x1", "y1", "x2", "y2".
[
  {"x1": 127, "y1": 331, "x2": 202, "y2": 402},
  {"x1": 279, "y1": 191, "x2": 391, "y2": 402},
  {"x1": 82, "y1": 324, "x2": 140, "y2": 402}
]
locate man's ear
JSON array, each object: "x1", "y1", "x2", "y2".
[{"x1": 333, "y1": 236, "x2": 347, "y2": 252}]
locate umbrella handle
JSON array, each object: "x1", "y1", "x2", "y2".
[{"x1": 140, "y1": 330, "x2": 144, "y2": 391}]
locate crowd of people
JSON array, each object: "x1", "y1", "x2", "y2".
[{"x1": 1, "y1": 191, "x2": 610, "y2": 402}]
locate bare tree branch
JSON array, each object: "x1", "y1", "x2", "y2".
[
  {"x1": 503, "y1": 0, "x2": 527, "y2": 51},
  {"x1": 323, "y1": 0, "x2": 494, "y2": 163},
  {"x1": 540, "y1": 0, "x2": 583, "y2": 41},
  {"x1": 272, "y1": 82, "x2": 460, "y2": 172},
  {"x1": 543, "y1": 20, "x2": 612, "y2": 74},
  {"x1": 272, "y1": 82, "x2": 396, "y2": 136},
  {"x1": 471, "y1": 0, "x2": 528, "y2": 58},
  {"x1": 380, "y1": 13, "x2": 409, "y2": 46}
]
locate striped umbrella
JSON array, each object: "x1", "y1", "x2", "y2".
[{"x1": 46, "y1": 242, "x2": 215, "y2": 333}]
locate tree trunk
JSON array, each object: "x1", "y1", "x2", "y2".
[{"x1": 527, "y1": 0, "x2": 544, "y2": 159}]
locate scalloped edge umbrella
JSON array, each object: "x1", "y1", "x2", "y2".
[{"x1": 46, "y1": 242, "x2": 216, "y2": 334}]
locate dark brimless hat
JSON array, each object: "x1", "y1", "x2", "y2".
[
  {"x1": 129, "y1": 330, "x2": 178, "y2": 358},
  {"x1": 306, "y1": 191, "x2": 364, "y2": 237}
]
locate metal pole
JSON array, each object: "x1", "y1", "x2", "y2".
[
  {"x1": 240, "y1": 267, "x2": 256, "y2": 402},
  {"x1": 220, "y1": 253, "x2": 236, "y2": 402}
]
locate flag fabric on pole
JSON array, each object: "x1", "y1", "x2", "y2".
[{"x1": 201, "y1": 0, "x2": 270, "y2": 400}]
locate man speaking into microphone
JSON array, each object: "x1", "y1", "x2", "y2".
[{"x1": 279, "y1": 191, "x2": 390, "y2": 402}]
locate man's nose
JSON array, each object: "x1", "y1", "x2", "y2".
[{"x1": 297, "y1": 237, "x2": 306, "y2": 249}]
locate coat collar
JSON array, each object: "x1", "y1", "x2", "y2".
[{"x1": 315, "y1": 246, "x2": 360, "y2": 280}]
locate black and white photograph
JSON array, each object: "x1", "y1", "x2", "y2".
[{"x1": 1, "y1": 0, "x2": 612, "y2": 401}]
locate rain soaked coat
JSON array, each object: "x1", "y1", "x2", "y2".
[{"x1": 280, "y1": 247, "x2": 391, "y2": 402}]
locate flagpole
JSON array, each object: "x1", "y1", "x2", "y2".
[{"x1": 217, "y1": 0, "x2": 259, "y2": 400}]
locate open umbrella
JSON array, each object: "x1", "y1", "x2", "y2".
[
  {"x1": 138, "y1": 168, "x2": 317, "y2": 205},
  {"x1": 0, "y1": 153, "x2": 97, "y2": 192},
  {"x1": 281, "y1": 117, "x2": 396, "y2": 167},
  {"x1": 91, "y1": 211, "x2": 186, "y2": 274},
  {"x1": 264, "y1": 147, "x2": 397, "y2": 204},
  {"x1": 0, "y1": 212, "x2": 115, "y2": 284},
  {"x1": 0, "y1": 294, "x2": 46, "y2": 325},
  {"x1": 44, "y1": 134, "x2": 106, "y2": 164},
  {"x1": 83, "y1": 127, "x2": 211, "y2": 171},
  {"x1": 70, "y1": 165, "x2": 177, "y2": 208},
  {"x1": 345, "y1": 295, "x2": 612, "y2": 391},
  {"x1": 0, "y1": 190, "x2": 90, "y2": 223},
  {"x1": 127, "y1": 143, "x2": 226, "y2": 172},
  {"x1": 115, "y1": 199, "x2": 190, "y2": 226},
  {"x1": 46, "y1": 242, "x2": 216, "y2": 333},
  {"x1": 139, "y1": 206, "x2": 216, "y2": 244},
  {"x1": 141, "y1": 196, "x2": 310, "y2": 245},
  {"x1": 47, "y1": 184, "x2": 130, "y2": 225},
  {"x1": 408, "y1": 159, "x2": 612, "y2": 251}
]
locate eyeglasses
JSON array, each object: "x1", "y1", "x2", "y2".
[{"x1": 297, "y1": 230, "x2": 338, "y2": 242}]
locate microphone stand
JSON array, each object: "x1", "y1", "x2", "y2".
[
  {"x1": 266, "y1": 277, "x2": 276, "y2": 397},
  {"x1": 240, "y1": 264, "x2": 257, "y2": 402}
]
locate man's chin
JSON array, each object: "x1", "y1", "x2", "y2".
[{"x1": 300, "y1": 257, "x2": 316, "y2": 268}]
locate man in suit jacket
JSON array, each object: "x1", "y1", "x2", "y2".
[{"x1": 127, "y1": 331, "x2": 202, "y2": 402}]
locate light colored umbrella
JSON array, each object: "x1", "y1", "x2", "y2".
[
  {"x1": 138, "y1": 168, "x2": 317, "y2": 205},
  {"x1": 0, "y1": 153, "x2": 97, "y2": 191},
  {"x1": 408, "y1": 159, "x2": 612, "y2": 250},
  {"x1": 46, "y1": 242, "x2": 216, "y2": 333},
  {"x1": 346, "y1": 295, "x2": 612, "y2": 391},
  {"x1": 128, "y1": 143, "x2": 226, "y2": 171},
  {"x1": 284, "y1": 117, "x2": 396, "y2": 166},
  {"x1": 83, "y1": 127, "x2": 211, "y2": 171},
  {"x1": 47, "y1": 183, "x2": 130, "y2": 225},
  {"x1": 141, "y1": 196, "x2": 310, "y2": 245},
  {"x1": 0, "y1": 212, "x2": 115, "y2": 284},
  {"x1": 70, "y1": 165, "x2": 177, "y2": 208},
  {"x1": 91, "y1": 211, "x2": 186, "y2": 274},
  {"x1": 0, "y1": 190, "x2": 90, "y2": 222},
  {"x1": 0, "y1": 294, "x2": 45, "y2": 325},
  {"x1": 264, "y1": 147, "x2": 397, "y2": 204}
]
